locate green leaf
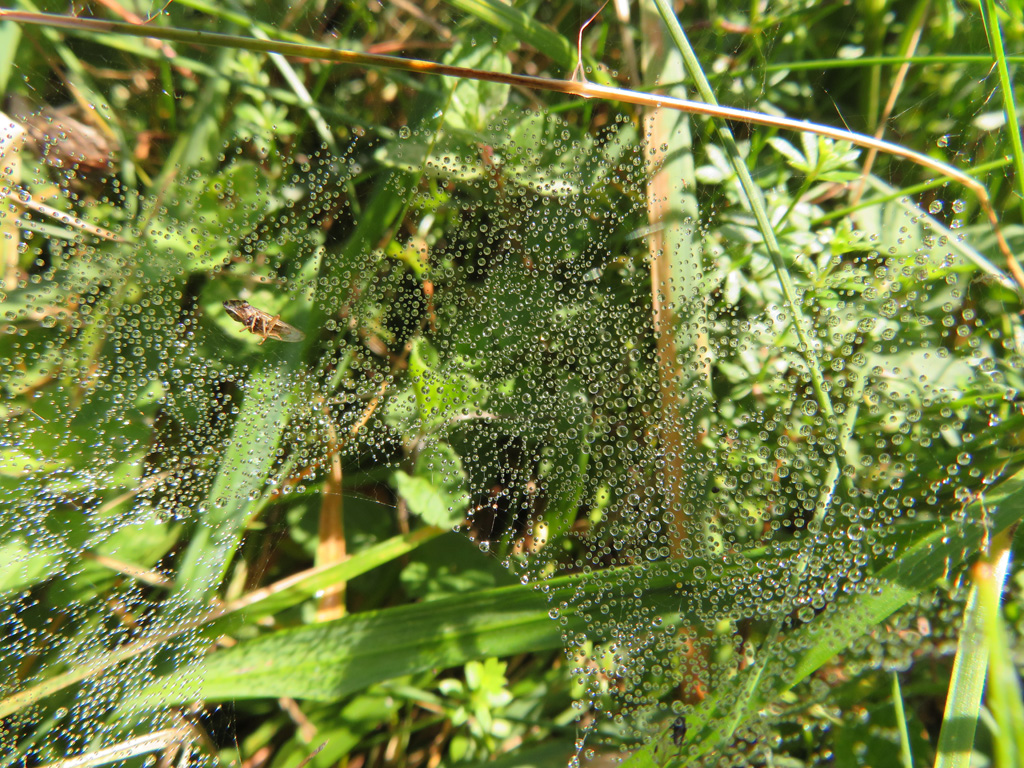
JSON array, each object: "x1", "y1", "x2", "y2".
[
  {"x1": 406, "y1": 339, "x2": 488, "y2": 434},
  {"x1": 400, "y1": 531, "x2": 517, "y2": 601},
  {"x1": 443, "y1": 38, "x2": 513, "y2": 134},
  {"x1": 768, "y1": 137, "x2": 808, "y2": 170},
  {"x1": 443, "y1": 0, "x2": 573, "y2": 69},
  {"x1": 125, "y1": 581, "x2": 577, "y2": 707},
  {"x1": 393, "y1": 442, "x2": 469, "y2": 529}
]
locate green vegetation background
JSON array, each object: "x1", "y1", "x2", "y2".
[{"x1": 1, "y1": 1, "x2": 1024, "y2": 767}]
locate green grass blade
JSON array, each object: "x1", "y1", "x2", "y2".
[
  {"x1": 0, "y1": 19, "x2": 21, "y2": 92},
  {"x1": 893, "y1": 672, "x2": 914, "y2": 768},
  {"x1": 125, "y1": 577, "x2": 622, "y2": 708},
  {"x1": 649, "y1": 0, "x2": 844, "y2": 475},
  {"x1": 785, "y1": 470, "x2": 1024, "y2": 694},
  {"x1": 174, "y1": 356, "x2": 303, "y2": 599},
  {"x1": 976, "y1": 545, "x2": 1024, "y2": 768},
  {"x1": 623, "y1": 466, "x2": 1024, "y2": 764},
  {"x1": 935, "y1": 573, "x2": 991, "y2": 768},
  {"x1": 981, "y1": 0, "x2": 1024, "y2": 227},
  {"x1": 0, "y1": 528, "x2": 442, "y2": 719}
]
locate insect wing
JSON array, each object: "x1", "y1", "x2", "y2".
[{"x1": 271, "y1": 319, "x2": 306, "y2": 343}]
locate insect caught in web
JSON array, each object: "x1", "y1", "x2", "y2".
[
  {"x1": 670, "y1": 715, "x2": 687, "y2": 747},
  {"x1": 222, "y1": 299, "x2": 306, "y2": 344},
  {"x1": 652, "y1": 714, "x2": 689, "y2": 764}
]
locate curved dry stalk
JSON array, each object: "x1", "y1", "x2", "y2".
[
  {"x1": 4, "y1": 186, "x2": 129, "y2": 243},
  {"x1": 34, "y1": 728, "x2": 194, "y2": 768},
  {"x1": 1, "y1": 110, "x2": 126, "y2": 244},
  {"x1": 1, "y1": 9, "x2": 1018, "y2": 288}
]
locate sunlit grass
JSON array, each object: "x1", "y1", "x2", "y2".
[{"x1": 0, "y1": 2, "x2": 1022, "y2": 767}]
